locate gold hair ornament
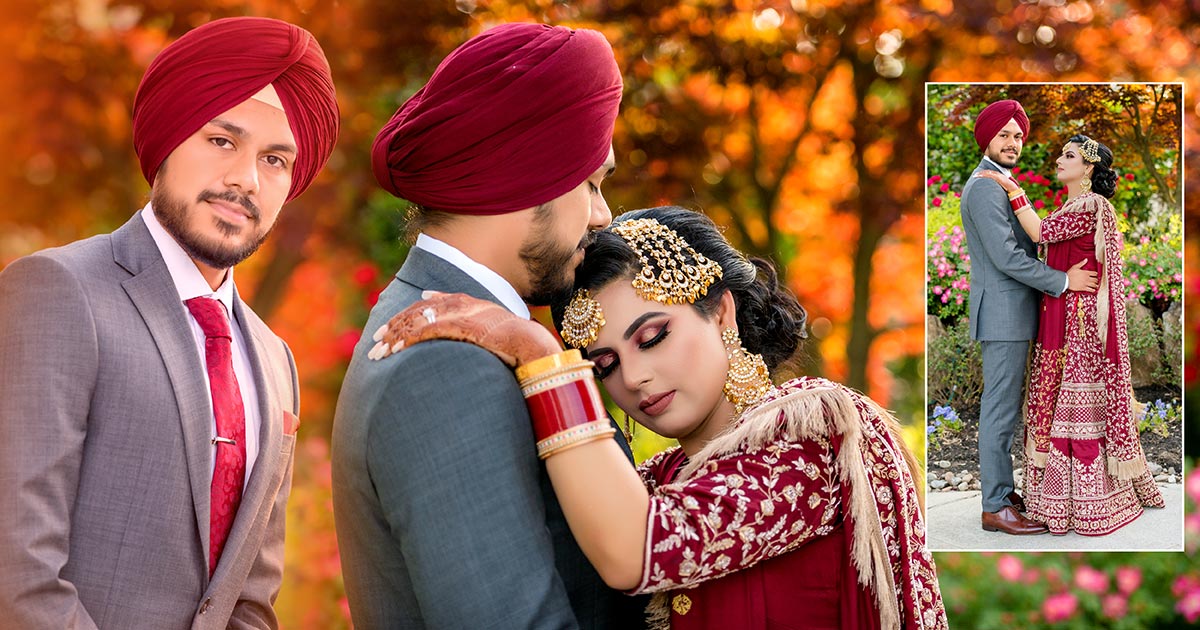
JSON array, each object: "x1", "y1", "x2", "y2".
[
  {"x1": 1066, "y1": 138, "x2": 1101, "y2": 163},
  {"x1": 559, "y1": 217, "x2": 724, "y2": 348}
]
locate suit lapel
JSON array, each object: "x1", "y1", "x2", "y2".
[
  {"x1": 396, "y1": 247, "x2": 507, "y2": 304},
  {"x1": 113, "y1": 215, "x2": 215, "y2": 581}
]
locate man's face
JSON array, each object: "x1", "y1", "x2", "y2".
[
  {"x1": 519, "y1": 145, "x2": 616, "y2": 306},
  {"x1": 984, "y1": 119, "x2": 1024, "y2": 168},
  {"x1": 152, "y1": 95, "x2": 296, "y2": 271}
]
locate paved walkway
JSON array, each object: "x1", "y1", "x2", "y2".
[{"x1": 926, "y1": 484, "x2": 1183, "y2": 551}]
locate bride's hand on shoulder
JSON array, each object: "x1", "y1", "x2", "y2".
[
  {"x1": 368, "y1": 291, "x2": 562, "y2": 367},
  {"x1": 973, "y1": 169, "x2": 1018, "y2": 193}
]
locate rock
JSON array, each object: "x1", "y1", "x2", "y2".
[
  {"x1": 1149, "y1": 462, "x2": 1163, "y2": 475},
  {"x1": 971, "y1": 480, "x2": 982, "y2": 490},
  {"x1": 931, "y1": 480, "x2": 947, "y2": 489},
  {"x1": 1154, "y1": 474, "x2": 1169, "y2": 482},
  {"x1": 1168, "y1": 475, "x2": 1177, "y2": 484},
  {"x1": 1162, "y1": 302, "x2": 1182, "y2": 383},
  {"x1": 1168, "y1": 467, "x2": 1177, "y2": 476},
  {"x1": 957, "y1": 482, "x2": 969, "y2": 491},
  {"x1": 943, "y1": 472, "x2": 955, "y2": 483},
  {"x1": 962, "y1": 473, "x2": 975, "y2": 484},
  {"x1": 1126, "y1": 299, "x2": 1161, "y2": 387},
  {"x1": 936, "y1": 460, "x2": 952, "y2": 469},
  {"x1": 927, "y1": 315, "x2": 945, "y2": 346}
]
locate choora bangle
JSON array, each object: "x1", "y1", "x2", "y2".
[
  {"x1": 516, "y1": 350, "x2": 613, "y2": 459},
  {"x1": 1009, "y1": 191, "x2": 1030, "y2": 213}
]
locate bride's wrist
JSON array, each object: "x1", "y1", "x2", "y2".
[{"x1": 516, "y1": 350, "x2": 613, "y2": 459}]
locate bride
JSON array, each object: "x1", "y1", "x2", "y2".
[
  {"x1": 373, "y1": 206, "x2": 946, "y2": 629},
  {"x1": 975, "y1": 134, "x2": 1165, "y2": 536}
]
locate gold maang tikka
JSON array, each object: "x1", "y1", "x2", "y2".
[
  {"x1": 1066, "y1": 138, "x2": 1101, "y2": 163},
  {"x1": 559, "y1": 218, "x2": 724, "y2": 348}
]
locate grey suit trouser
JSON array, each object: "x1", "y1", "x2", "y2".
[{"x1": 979, "y1": 340, "x2": 1030, "y2": 513}]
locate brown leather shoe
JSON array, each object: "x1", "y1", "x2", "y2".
[
  {"x1": 1006, "y1": 491, "x2": 1026, "y2": 513},
  {"x1": 982, "y1": 506, "x2": 1048, "y2": 535}
]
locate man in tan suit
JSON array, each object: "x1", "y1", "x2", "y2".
[{"x1": 0, "y1": 17, "x2": 338, "y2": 629}]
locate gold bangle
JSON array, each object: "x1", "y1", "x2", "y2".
[
  {"x1": 516, "y1": 349, "x2": 584, "y2": 382},
  {"x1": 1007, "y1": 188, "x2": 1025, "y2": 200},
  {"x1": 536, "y1": 420, "x2": 615, "y2": 459},
  {"x1": 521, "y1": 367, "x2": 594, "y2": 397}
]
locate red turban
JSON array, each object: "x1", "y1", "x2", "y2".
[
  {"x1": 372, "y1": 23, "x2": 622, "y2": 215},
  {"x1": 133, "y1": 17, "x2": 340, "y2": 202},
  {"x1": 974, "y1": 99, "x2": 1029, "y2": 151}
]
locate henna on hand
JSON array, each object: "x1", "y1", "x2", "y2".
[{"x1": 368, "y1": 292, "x2": 562, "y2": 367}]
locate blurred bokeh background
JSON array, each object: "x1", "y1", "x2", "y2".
[{"x1": 1, "y1": 0, "x2": 1198, "y2": 627}]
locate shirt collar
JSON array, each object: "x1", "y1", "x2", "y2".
[
  {"x1": 982, "y1": 155, "x2": 1013, "y2": 179},
  {"x1": 414, "y1": 233, "x2": 530, "y2": 319},
  {"x1": 141, "y1": 202, "x2": 236, "y2": 315}
]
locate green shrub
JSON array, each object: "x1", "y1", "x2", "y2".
[{"x1": 927, "y1": 318, "x2": 982, "y2": 410}]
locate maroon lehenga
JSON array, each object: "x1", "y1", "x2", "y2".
[
  {"x1": 630, "y1": 377, "x2": 946, "y2": 629},
  {"x1": 1023, "y1": 191, "x2": 1164, "y2": 536}
]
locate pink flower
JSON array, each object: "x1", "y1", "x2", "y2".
[
  {"x1": 1125, "y1": 172, "x2": 1135, "y2": 181},
  {"x1": 1179, "y1": 590, "x2": 1200, "y2": 623},
  {"x1": 940, "y1": 182, "x2": 950, "y2": 193},
  {"x1": 1102, "y1": 594, "x2": 1127, "y2": 619},
  {"x1": 1042, "y1": 592, "x2": 1078, "y2": 622},
  {"x1": 1034, "y1": 200, "x2": 1045, "y2": 210},
  {"x1": 1115, "y1": 566, "x2": 1142, "y2": 594},
  {"x1": 929, "y1": 175, "x2": 942, "y2": 184},
  {"x1": 1074, "y1": 565, "x2": 1109, "y2": 594},
  {"x1": 1186, "y1": 468, "x2": 1200, "y2": 503},
  {"x1": 932, "y1": 197, "x2": 943, "y2": 207}
]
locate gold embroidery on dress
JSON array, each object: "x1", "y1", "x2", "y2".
[{"x1": 672, "y1": 593, "x2": 692, "y2": 615}]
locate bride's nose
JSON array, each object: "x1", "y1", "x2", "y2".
[{"x1": 619, "y1": 352, "x2": 653, "y2": 392}]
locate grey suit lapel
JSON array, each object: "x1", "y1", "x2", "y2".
[
  {"x1": 113, "y1": 213, "x2": 214, "y2": 580},
  {"x1": 396, "y1": 247, "x2": 508, "y2": 306}
]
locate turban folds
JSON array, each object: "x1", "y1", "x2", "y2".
[
  {"x1": 133, "y1": 17, "x2": 340, "y2": 202},
  {"x1": 974, "y1": 99, "x2": 1029, "y2": 151},
  {"x1": 372, "y1": 23, "x2": 622, "y2": 215}
]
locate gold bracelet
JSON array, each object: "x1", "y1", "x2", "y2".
[
  {"x1": 1007, "y1": 188, "x2": 1025, "y2": 200},
  {"x1": 516, "y1": 349, "x2": 585, "y2": 382},
  {"x1": 536, "y1": 420, "x2": 615, "y2": 459},
  {"x1": 521, "y1": 367, "x2": 594, "y2": 397}
]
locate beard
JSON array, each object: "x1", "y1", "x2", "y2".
[
  {"x1": 987, "y1": 146, "x2": 1020, "y2": 168},
  {"x1": 518, "y1": 209, "x2": 593, "y2": 307},
  {"x1": 152, "y1": 184, "x2": 272, "y2": 271}
]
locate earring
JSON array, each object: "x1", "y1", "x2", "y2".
[
  {"x1": 1080, "y1": 177, "x2": 1092, "y2": 193},
  {"x1": 721, "y1": 328, "x2": 772, "y2": 415}
]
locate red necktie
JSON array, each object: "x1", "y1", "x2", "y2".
[{"x1": 185, "y1": 297, "x2": 247, "y2": 577}]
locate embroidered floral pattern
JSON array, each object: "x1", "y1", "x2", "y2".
[
  {"x1": 1025, "y1": 193, "x2": 1164, "y2": 536},
  {"x1": 634, "y1": 377, "x2": 947, "y2": 629}
]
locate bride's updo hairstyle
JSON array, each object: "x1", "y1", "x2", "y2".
[
  {"x1": 1071, "y1": 134, "x2": 1117, "y2": 199},
  {"x1": 552, "y1": 206, "x2": 807, "y2": 371}
]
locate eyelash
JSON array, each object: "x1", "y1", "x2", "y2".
[{"x1": 592, "y1": 324, "x2": 671, "y2": 381}]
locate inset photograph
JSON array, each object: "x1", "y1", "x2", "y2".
[{"x1": 924, "y1": 83, "x2": 1183, "y2": 551}]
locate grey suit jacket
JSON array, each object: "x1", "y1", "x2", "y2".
[
  {"x1": 0, "y1": 212, "x2": 299, "y2": 629},
  {"x1": 332, "y1": 248, "x2": 646, "y2": 629},
  {"x1": 960, "y1": 158, "x2": 1067, "y2": 341}
]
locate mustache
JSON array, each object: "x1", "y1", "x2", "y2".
[
  {"x1": 578, "y1": 229, "x2": 598, "y2": 251},
  {"x1": 198, "y1": 189, "x2": 260, "y2": 221}
]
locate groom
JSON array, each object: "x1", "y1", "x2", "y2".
[
  {"x1": 959, "y1": 99, "x2": 1097, "y2": 535},
  {"x1": 332, "y1": 23, "x2": 645, "y2": 628}
]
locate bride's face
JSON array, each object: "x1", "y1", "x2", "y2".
[
  {"x1": 1055, "y1": 142, "x2": 1092, "y2": 187},
  {"x1": 583, "y1": 280, "x2": 738, "y2": 449}
]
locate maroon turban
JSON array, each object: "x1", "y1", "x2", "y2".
[
  {"x1": 133, "y1": 17, "x2": 340, "y2": 202},
  {"x1": 372, "y1": 23, "x2": 622, "y2": 215},
  {"x1": 974, "y1": 99, "x2": 1029, "y2": 151}
]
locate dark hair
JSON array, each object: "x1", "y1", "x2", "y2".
[
  {"x1": 551, "y1": 206, "x2": 808, "y2": 371},
  {"x1": 1070, "y1": 134, "x2": 1117, "y2": 199}
]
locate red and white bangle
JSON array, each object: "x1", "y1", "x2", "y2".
[
  {"x1": 516, "y1": 350, "x2": 614, "y2": 459},
  {"x1": 1008, "y1": 188, "x2": 1031, "y2": 213}
]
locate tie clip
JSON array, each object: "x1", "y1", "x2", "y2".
[{"x1": 211, "y1": 436, "x2": 237, "y2": 446}]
